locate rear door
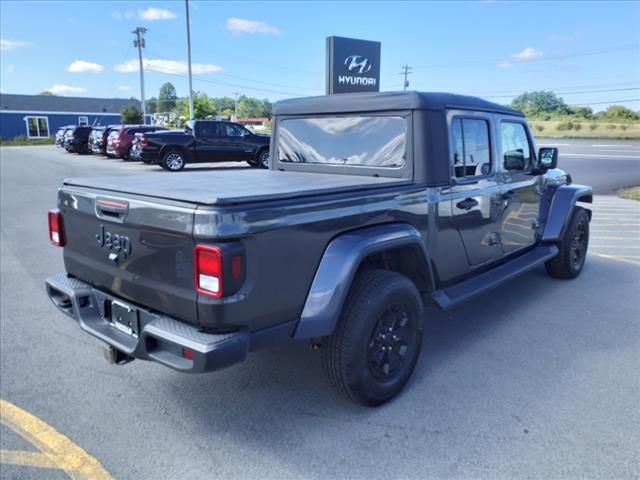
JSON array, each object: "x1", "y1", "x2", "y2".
[
  {"x1": 59, "y1": 187, "x2": 198, "y2": 324},
  {"x1": 448, "y1": 111, "x2": 503, "y2": 267},
  {"x1": 193, "y1": 121, "x2": 222, "y2": 162},
  {"x1": 496, "y1": 118, "x2": 540, "y2": 254}
]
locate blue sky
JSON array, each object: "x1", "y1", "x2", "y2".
[{"x1": 1, "y1": 0, "x2": 639, "y2": 111}]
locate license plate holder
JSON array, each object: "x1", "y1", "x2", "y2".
[{"x1": 110, "y1": 300, "x2": 139, "y2": 338}]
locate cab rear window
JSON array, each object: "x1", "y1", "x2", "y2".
[{"x1": 278, "y1": 116, "x2": 407, "y2": 168}]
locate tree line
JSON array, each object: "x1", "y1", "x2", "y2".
[
  {"x1": 144, "y1": 82, "x2": 272, "y2": 120},
  {"x1": 510, "y1": 91, "x2": 639, "y2": 122}
]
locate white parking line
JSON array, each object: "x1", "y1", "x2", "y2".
[{"x1": 560, "y1": 153, "x2": 640, "y2": 159}]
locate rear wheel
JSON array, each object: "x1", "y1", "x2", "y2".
[
  {"x1": 545, "y1": 206, "x2": 590, "y2": 279},
  {"x1": 323, "y1": 269, "x2": 424, "y2": 406},
  {"x1": 161, "y1": 149, "x2": 186, "y2": 172}
]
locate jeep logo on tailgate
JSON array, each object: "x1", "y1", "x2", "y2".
[{"x1": 96, "y1": 224, "x2": 132, "y2": 259}]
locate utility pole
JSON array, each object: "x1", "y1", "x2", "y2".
[
  {"x1": 233, "y1": 92, "x2": 240, "y2": 120},
  {"x1": 185, "y1": 0, "x2": 194, "y2": 120},
  {"x1": 132, "y1": 27, "x2": 147, "y2": 124},
  {"x1": 401, "y1": 64, "x2": 413, "y2": 91}
]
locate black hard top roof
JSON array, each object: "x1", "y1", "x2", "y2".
[{"x1": 274, "y1": 91, "x2": 524, "y2": 117}]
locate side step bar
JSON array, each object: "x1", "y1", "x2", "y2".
[{"x1": 431, "y1": 245, "x2": 559, "y2": 310}]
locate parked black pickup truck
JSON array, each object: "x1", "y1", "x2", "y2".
[
  {"x1": 138, "y1": 120, "x2": 271, "y2": 171},
  {"x1": 46, "y1": 92, "x2": 592, "y2": 406}
]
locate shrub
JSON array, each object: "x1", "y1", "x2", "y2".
[
  {"x1": 535, "y1": 124, "x2": 545, "y2": 132},
  {"x1": 557, "y1": 121, "x2": 574, "y2": 131},
  {"x1": 589, "y1": 123, "x2": 598, "y2": 131},
  {"x1": 573, "y1": 123, "x2": 582, "y2": 131},
  {"x1": 620, "y1": 125, "x2": 629, "y2": 131},
  {"x1": 607, "y1": 124, "x2": 617, "y2": 130}
]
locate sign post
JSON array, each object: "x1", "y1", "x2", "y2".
[{"x1": 326, "y1": 36, "x2": 381, "y2": 95}]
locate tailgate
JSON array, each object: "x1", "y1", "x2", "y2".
[{"x1": 59, "y1": 186, "x2": 198, "y2": 324}]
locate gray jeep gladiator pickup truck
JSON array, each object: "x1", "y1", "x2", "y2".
[{"x1": 46, "y1": 92, "x2": 592, "y2": 406}]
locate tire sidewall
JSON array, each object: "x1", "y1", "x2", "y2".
[
  {"x1": 258, "y1": 149, "x2": 270, "y2": 169},
  {"x1": 162, "y1": 149, "x2": 186, "y2": 171},
  {"x1": 340, "y1": 272, "x2": 424, "y2": 405},
  {"x1": 565, "y1": 208, "x2": 589, "y2": 276}
]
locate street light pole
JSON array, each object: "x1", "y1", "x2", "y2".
[
  {"x1": 132, "y1": 27, "x2": 147, "y2": 124},
  {"x1": 185, "y1": 0, "x2": 194, "y2": 120}
]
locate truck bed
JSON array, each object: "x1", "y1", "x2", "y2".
[{"x1": 64, "y1": 170, "x2": 409, "y2": 206}]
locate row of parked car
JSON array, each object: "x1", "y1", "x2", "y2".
[
  {"x1": 55, "y1": 120, "x2": 272, "y2": 171},
  {"x1": 55, "y1": 124, "x2": 167, "y2": 160}
]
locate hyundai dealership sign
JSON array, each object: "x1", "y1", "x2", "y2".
[{"x1": 326, "y1": 36, "x2": 381, "y2": 94}]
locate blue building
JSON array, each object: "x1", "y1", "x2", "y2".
[{"x1": 0, "y1": 94, "x2": 151, "y2": 140}]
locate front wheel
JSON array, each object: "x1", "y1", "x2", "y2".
[
  {"x1": 545, "y1": 206, "x2": 590, "y2": 279},
  {"x1": 323, "y1": 269, "x2": 424, "y2": 407},
  {"x1": 161, "y1": 149, "x2": 186, "y2": 172},
  {"x1": 257, "y1": 149, "x2": 270, "y2": 169}
]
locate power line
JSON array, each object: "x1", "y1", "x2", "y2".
[
  {"x1": 144, "y1": 50, "x2": 321, "y2": 93},
  {"x1": 573, "y1": 98, "x2": 640, "y2": 106},
  {"x1": 482, "y1": 87, "x2": 640, "y2": 99},
  {"x1": 382, "y1": 44, "x2": 639, "y2": 73}
]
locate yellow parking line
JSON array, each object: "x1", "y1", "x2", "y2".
[
  {"x1": 0, "y1": 399, "x2": 112, "y2": 479},
  {"x1": 0, "y1": 450, "x2": 59, "y2": 469}
]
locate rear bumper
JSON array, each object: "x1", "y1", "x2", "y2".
[
  {"x1": 140, "y1": 150, "x2": 159, "y2": 162},
  {"x1": 45, "y1": 273, "x2": 250, "y2": 373}
]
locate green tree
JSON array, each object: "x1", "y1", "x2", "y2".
[
  {"x1": 211, "y1": 97, "x2": 236, "y2": 114},
  {"x1": 158, "y1": 82, "x2": 178, "y2": 112},
  {"x1": 605, "y1": 105, "x2": 639, "y2": 122},
  {"x1": 237, "y1": 95, "x2": 264, "y2": 118},
  {"x1": 183, "y1": 91, "x2": 213, "y2": 119},
  {"x1": 567, "y1": 106, "x2": 593, "y2": 120},
  {"x1": 146, "y1": 97, "x2": 158, "y2": 114},
  {"x1": 39, "y1": 91, "x2": 55, "y2": 96},
  {"x1": 121, "y1": 105, "x2": 143, "y2": 124},
  {"x1": 511, "y1": 91, "x2": 567, "y2": 116}
]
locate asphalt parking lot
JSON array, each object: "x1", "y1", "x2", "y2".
[{"x1": 1, "y1": 143, "x2": 639, "y2": 479}]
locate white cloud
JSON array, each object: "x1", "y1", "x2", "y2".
[
  {"x1": 226, "y1": 17, "x2": 280, "y2": 35},
  {"x1": 511, "y1": 47, "x2": 543, "y2": 62},
  {"x1": 68, "y1": 60, "x2": 104, "y2": 73},
  {"x1": 117, "y1": 85, "x2": 131, "y2": 91},
  {"x1": 47, "y1": 84, "x2": 87, "y2": 95},
  {"x1": 138, "y1": 7, "x2": 177, "y2": 20},
  {"x1": 114, "y1": 58, "x2": 223, "y2": 75},
  {"x1": 1, "y1": 38, "x2": 32, "y2": 51},
  {"x1": 497, "y1": 61, "x2": 513, "y2": 69}
]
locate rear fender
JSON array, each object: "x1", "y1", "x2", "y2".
[
  {"x1": 542, "y1": 184, "x2": 592, "y2": 243},
  {"x1": 293, "y1": 223, "x2": 432, "y2": 340}
]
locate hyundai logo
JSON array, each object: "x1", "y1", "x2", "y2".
[{"x1": 344, "y1": 55, "x2": 372, "y2": 74}]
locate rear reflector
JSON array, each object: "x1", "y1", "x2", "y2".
[
  {"x1": 48, "y1": 209, "x2": 64, "y2": 246},
  {"x1": 194, "y1": 245, "x2": 222, "y2": 298},
  {"x1": 182, "y1": 348, "x2": 193, "y2": 360}
]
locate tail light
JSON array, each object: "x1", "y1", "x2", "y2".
[
  {"x1": 140, "y1": 135, "x2": 148, "y2": 148},
  {"x1": 193, "y1": 244, "x2": 245, "y2": 298},
  {"x1": 48, "y1": 209, "x2": 65, "y2": 247}
]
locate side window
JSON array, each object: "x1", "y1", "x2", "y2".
[
  {"x1": 451, "y1": 117, "x2": 491, "y2": 179},
  {"x1": 78, "y1": 116, "x2": 88, "y2": 126},
  {"x1": 221, "y1": 123, "x2": 244, "y2": 137},
  {"x1": 500, "y1": 122, "x2": 532, "y2": 171},
  {"x1": 195, "y1": 122, "x2": 217, "y2": 137}
]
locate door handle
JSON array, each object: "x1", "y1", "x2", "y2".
[{"x1": 456, "y1": 197, "x2": 479, "y2": 211}]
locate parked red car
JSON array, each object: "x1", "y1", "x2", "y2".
[{"x1": 106, "y1": 125, "x2": 167, "y2": 160}]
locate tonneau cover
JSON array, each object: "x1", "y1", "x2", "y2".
[{"x1": 64, "y1": 170, "x2": 409, "y2": 206}]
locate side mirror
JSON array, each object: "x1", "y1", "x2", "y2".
[{"x1": 537, "y1": 147, "x2": 558, "y2": 170}]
